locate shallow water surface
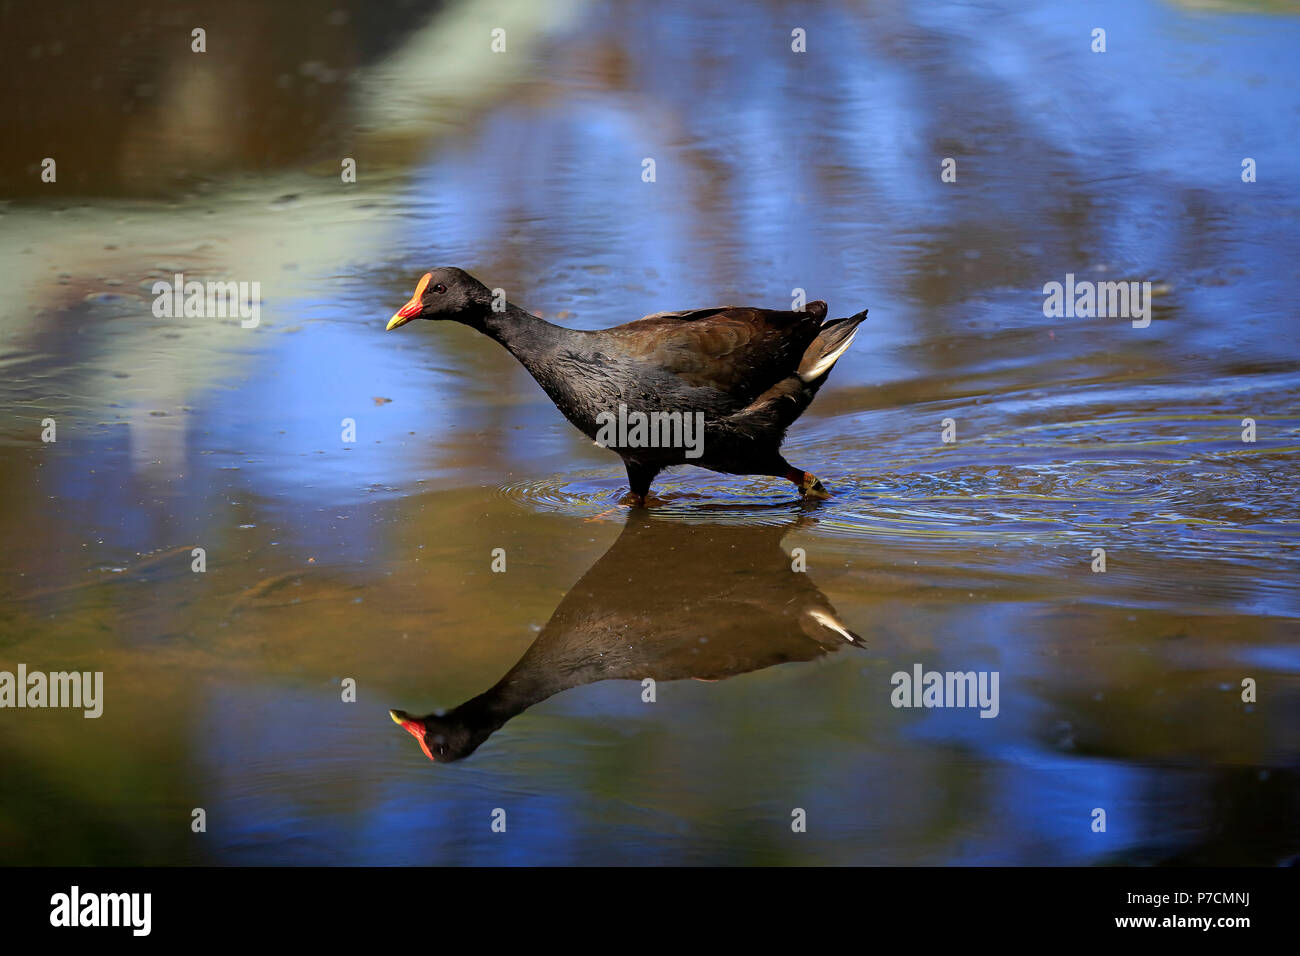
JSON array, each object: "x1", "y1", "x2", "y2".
[{"x1": 1, "y1": 0, "x2": 1298, "y2": 865}]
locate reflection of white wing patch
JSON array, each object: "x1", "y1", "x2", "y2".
[{"x1": 805, "y1": 608, "x2": 858, "y2": 643}]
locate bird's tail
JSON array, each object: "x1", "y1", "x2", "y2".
[
  {"x1": 798, "y1": 308, "x2": 868, "y2": 383},
  {"x1": 721, "y1": 307, "x2": 869, "y2": 437}
]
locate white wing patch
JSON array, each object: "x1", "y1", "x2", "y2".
[{"x1": 798, "y1": 328, "x2": 859, "y2": 383}]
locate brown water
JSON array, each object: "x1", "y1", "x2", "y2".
[{"x1": 1, "y1": 0, "x2": 1298, "y2": 865}]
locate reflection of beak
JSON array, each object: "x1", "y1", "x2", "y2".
[
  {"x1": 386, "y1": 272, "x2": 432, "y2": 331},
  {"x1": 389, "y1": 708, "x2": 435, "y2": 761}
]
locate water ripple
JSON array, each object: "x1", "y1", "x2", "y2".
[{"x1": 494, "y1": 417, "x2": 1300, "y2": 563}]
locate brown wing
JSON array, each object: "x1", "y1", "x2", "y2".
[{"x1": 604, "y1": 302, "x2": 828, "y2": 400}]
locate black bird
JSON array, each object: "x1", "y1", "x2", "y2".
[
  {"x1": 389, "y1": 512, "x2": 863, "y2": 762},
  {"x1": 386, "y1": 268, "x2": 867, "y2": 504}
]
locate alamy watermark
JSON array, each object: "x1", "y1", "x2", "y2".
[
  {"x1": 890, "y1": 663, "x2": 999, "y2": 718},
  {"x1": 151, "y1": 272, "x2": 260, "y2": 328},
  {"x1": 1042, "y1": 273, "x2": 1151, "y2": 328},
  {"x1": 0, "y1": 664, "x2": 102, "y2": 717},
  {"x1": 594, "y1": 403, "x2": 705, "y2": 458},
  {"x1": 50, "y1": 886, "x2": 150, "y2": 936}
]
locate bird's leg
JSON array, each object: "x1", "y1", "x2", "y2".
[
  {"x1": 784, "y1": 466, "x2": 830, "y2": 499},
  {"x1": 624, "y1": 460, "x2": 660, "y2": 507}
]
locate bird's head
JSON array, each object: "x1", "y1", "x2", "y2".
[{"x1": 385, "y1": 267, "x2": 494, "y2": 330}]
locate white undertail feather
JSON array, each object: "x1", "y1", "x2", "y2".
[{"x1": 798, "y1": 328, "x2": 859, "y2": 383}]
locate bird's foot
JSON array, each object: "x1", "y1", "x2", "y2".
[{"x1": 584, "y1": 493, "x2": 646, "y2": 519}]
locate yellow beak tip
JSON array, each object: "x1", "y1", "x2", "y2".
[{"x1": 385, "y1": 315, "x2": 407, "y2": 332}]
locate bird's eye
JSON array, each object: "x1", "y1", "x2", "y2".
[{"x1": 433, "y1": 283, "x2": 447, "y2": 294}]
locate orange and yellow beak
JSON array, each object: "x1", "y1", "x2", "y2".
[
  {"x1": 390, "y1": 708, "x2": 435, "y2": 760},
  {"x1": 386, "y1": 273, "x2": 432, "y2": 331}
]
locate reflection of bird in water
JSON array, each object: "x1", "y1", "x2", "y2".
[{"x1": 390, "y1": 512, "x2": 862, "y2": 762}]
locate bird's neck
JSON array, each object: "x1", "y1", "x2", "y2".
[
  {"x1": 467, "y1": 302, "x2": 568, "y2": 359},
  {"x1": 465, "y1": 303, "x2": 587, "y2": 414}
]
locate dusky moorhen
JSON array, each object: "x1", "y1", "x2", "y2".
[{"x1": 386, "y1": 268, "x2": 867, "y2": 503}]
